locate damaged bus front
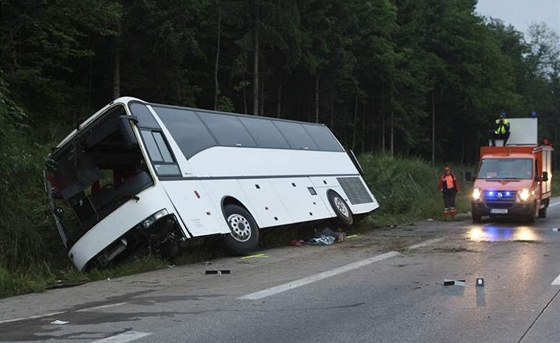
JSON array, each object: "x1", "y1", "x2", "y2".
[{"x1": 45, "y1": 98, "x2": 186, "y2": 270}]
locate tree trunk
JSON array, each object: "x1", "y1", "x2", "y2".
[
  {"x1": 361, "y1": 106, "x2": 366, "y2": 152},
  {"x1": 390, "y1": 109, "x2": 394, "y2": 156},
  {"x1": 112, "y1": 22, "x2": 121, "y2": 99},
  {"x1": 252, "y1": 0, "x2": 259, "y2": 115},
  {"x1": 260, "y1": 75, "x2": 264, "y2": 115},
  {"x1": 242, "y1": 80, "x2": 247, "y2": 114},
  {"x1": 276, "y1": 74, "x2": 282, "y2": 118},
  {"x1": 213, "y1": 0, "x2": 222, "y2": 110},
  {"x1": 431, "y1": 90, "x2": 436, "y2": 167},
  {"x1": 352, "y1": 96, "x2": 358, "y2": 150},
  {"x1": 315, "y1": 75, "x2": 319, "y2": 123},
  {"x1": 330, "y1": 97, "x2": 335, "y2": 129}
]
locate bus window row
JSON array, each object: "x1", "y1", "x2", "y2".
[{"x1": 145, "y1": 105, "x2": 344, "y2": 159}]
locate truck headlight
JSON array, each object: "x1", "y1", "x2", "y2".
[
  {"x1": 472, "y1": 187, "x2": 482, "y2": 201},
  {"x1": 519, "y1": 188, "x2": 530, "y2": 201}
]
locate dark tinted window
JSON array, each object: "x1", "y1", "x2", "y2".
[
  {"x1": 129, "y1": 103, "x2": 160, "y2": 129},
  {"x1": 274, "y1": 121, "x2": 318, "y2": 150},
  {"x1": 152, "y1": 106, "x2": 216, "y2": 159},
  {"x1": 240, "y1": 117, "x2": 290, "y2": 149},
  {"x1": 141, "y1": 131, "x2": 163, "y2": 162},
  {"x1": 303, "y1": 124, "x2": 343, "y2": 151},
  {"x1": 197, "y1": 112, "x2": 256, "y2": 147},
  {"x1": 153, "y1": 132, "x2": 173, "y2": 162}
]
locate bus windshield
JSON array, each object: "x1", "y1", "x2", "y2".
[
  {"x1": 46, "y1": 106, "x2": 153, "y2": 245},
  {"x1": 476, "y1": 158, "x2": 533, "y2": 180}
]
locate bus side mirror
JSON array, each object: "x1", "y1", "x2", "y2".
[
  {"x1": 119, "y1": 115, "x2": 139, "y2": 150},
  {"x1": 465, "y1": 172, "x2": 474, "y2": 181},
  {"x1": 539, "y1": 171, "x2": 549, "y2": 182}
]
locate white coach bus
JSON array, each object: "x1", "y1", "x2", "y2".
[{"x1": 45, "y1": 97, "x2": 379, "y2": 270}]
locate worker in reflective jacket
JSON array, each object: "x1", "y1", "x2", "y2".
[
  {"x1": 491, "y1": 112, "x2": 510, "y2": 146},
  {"x1": 438, "y1": 166, "x2": 460, "y2": 219}
]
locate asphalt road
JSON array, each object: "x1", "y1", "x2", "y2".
[{"x1": 2, "y1": 201, "x2": 560, "y2": 343}]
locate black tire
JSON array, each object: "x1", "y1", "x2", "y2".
[
  {"x1": 223, "y1": 204, "x2": 259, "y2": 255},
  {"x1": 327, "y1": 190, "x2": 353, "y2": 227},
  {"x1": 526, "y1": 203, "x2": 536, "y2": 223},
  {"x1": 538, "y1": 200, "x2": 548, "y2": 218},
  {"x1": 472, "y1": 211, "x2": 482, "y2": 223}
]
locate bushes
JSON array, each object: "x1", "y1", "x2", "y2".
[{"x1": 359, "y1": 154, "x2": 470, "y2": 224}]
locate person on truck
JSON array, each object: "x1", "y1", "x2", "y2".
[
  {"x1": 438, "y1": 166, "x2": 460, "y2": 219},
  {"x1": 491, "y1": 112, "x2": 510, "y2": 146}
]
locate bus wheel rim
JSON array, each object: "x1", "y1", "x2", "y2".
[
  {"x1": 227, "y1": 214, "x2": 252, "y2": 242},
  {"x1": 334, "y1": 197, "x2": 349, "y2": 217}
]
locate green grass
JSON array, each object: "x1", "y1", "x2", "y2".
[{"x1": 359, "y1": 154, "x2": 472, "y2": 226}]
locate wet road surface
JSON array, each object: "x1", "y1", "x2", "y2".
[{"x1": 2, "y1": 201, "x2": 560, "y2": 342}]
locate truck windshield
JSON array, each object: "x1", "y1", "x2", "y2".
[
  {"x1": 477, "y1": 158, "x2": 533, "y2": 180},
  {"x1": 45, "y1": 106, "x2": 153, "y2": 246}
]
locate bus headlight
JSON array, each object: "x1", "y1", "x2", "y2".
[
  {"x1": 472, "y1": 187, "x2": 482, "y2": 201},
  {"x1": 141, "y1": 209, "x2": 169, "y2": 229},
  {"x1": 519, "y1": 188, "x2": 531, "y2": 202}
]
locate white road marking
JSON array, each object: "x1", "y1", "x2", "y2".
[
  {"x1": 407, "y1": 237, "x2": 445, "y2": 249},
  {"x1": 76, "y1": 302, "x2": 127, "y2": 312},
  {"x1": 0, "y1": 302, "x2": 127, "y2": 325},
  {"x1": 238, "y1": 251, "x2": 400, "y2": 300},
  {"x1": 239, "y1": 237, "x2": 444, "y2": 300},
  {"x1": 551, "y1": 274, "x2": 560, "y2": 286},
  {"x1": 0, "y1": 311, "x2": 65, "y2": 324},
  {"x1": 548, "y1": 201, "x2": 560, "y2": 208},
  {"x1": 92, "y1": 331, "x2": 152, "y2": 343}
]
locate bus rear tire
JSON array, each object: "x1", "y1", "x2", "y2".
[
  {"x1": 327, "y1": 190, "x2": 353, "y2": 227},
  {"x1": 223, "y1": 205, "x2": 259, "y2": 255}
]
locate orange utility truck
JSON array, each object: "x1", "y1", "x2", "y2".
[{"x1": 467, "y1": 118, "x2": 553, "y2": 223}]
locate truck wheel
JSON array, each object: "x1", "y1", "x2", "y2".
[
  {"x1": 223, "y1": 205, "x2": 259, "y2": 255},
  {"x1": 526, "y1": 203, "x2": 536, "y2": 223},
  {"x1": 538, "y1": 207, "x2": 547, "y2": 218},
  {"x1": 327, "y1": 190, "x2": 353, "y2": 227},
  {"x1": 538, "y1": 199, "x2": 548, "y2": 218},
  {"x1": 472, "y1": 211, "x2": 482, "y2": 223}
]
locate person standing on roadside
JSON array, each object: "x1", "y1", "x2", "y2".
[{"x1": 438, "y1": 166, "x2": 460, "y2": 219}]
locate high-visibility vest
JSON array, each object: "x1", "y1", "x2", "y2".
[{"x1": 495, "y1": 119, "x2": 510, "y2": 134}]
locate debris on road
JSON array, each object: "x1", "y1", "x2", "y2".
[
  {"x1": 240, "y1": 253, "x2": 268, "y2": 260},
  {"x1": 50, "y1": 320, "x2": 69, "y2": 325},
  {"x1": 205, "y1": 270, "x2": 231, "y2": 275},
  {"x1": 443, "y1": 279, "x2": 466, "y2": 286},
  {"x1": 289, "y1": 240, "x2": 305, "y2": 247},
  {"x1": 307, "y1": 235, "x2": 335, "y2": 246},
  {"x1": 476, "y1": 278, "x2": 485, "y2": 287}
]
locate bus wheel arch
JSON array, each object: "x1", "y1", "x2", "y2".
[
  {"x1": 221, "y1": 197, "x2": 259, "y2": 255},
  {"x1": 327, "y1": 190, "x2": 354, "y2": 227}
]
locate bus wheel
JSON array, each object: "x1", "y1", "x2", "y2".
[
  {"x1": 327, "y1": 190, "x2": 353, "y2": 227},
  {"x1": 223, "y1": 205, "x2": 259, "y2": 255}
]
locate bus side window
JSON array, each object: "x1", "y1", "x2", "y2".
[{"x1": 140, "y1": 130, "x2": 181, "y2": 176}]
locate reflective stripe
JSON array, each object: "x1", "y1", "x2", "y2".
[{"x1": 495, "y1": 119, "x2": 510, "y2": 134}]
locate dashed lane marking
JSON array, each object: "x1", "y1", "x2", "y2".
[
  {"x1": 91, "y1": 331, "x2": 152, "y2": 343},
  {"x1": 238, "y1": 237, "x2": 444, "y2": 300}
]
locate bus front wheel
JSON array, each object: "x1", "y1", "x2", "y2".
[
  {"x1": 327, "y1": 190, "x2": 354, "y2": 227},
  {"x1": 223, "y1": 205, "x2": 259, "y2": 255}
]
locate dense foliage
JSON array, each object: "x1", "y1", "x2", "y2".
[{"x1": 1, "y1": 0, "x2": 560, "y2": 280}]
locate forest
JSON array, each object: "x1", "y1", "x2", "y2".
[{"x1": 1, "y1": 0, "x2": 560, "y2": 279}]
